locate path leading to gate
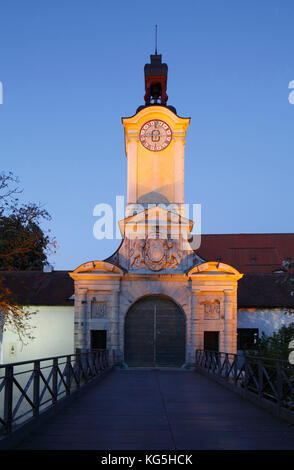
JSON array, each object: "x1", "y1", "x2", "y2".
[{"x1": 16, "y1": 369, "x2": 294, "y2": 450}]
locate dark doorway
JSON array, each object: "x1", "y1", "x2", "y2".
[
  {"x1": 124, "y1": 296, "x2": 186, "y2": 367},
  {"x1": 91, "y1": 330, "x2": 107, "y2": 349},
  {"x1": 204, "y1": 331, "x2": 219, "y2": 352}
]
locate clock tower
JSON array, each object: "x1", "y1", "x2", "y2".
[{"x1": 122, "y1": 53, "x2": 190, "y2": 217}]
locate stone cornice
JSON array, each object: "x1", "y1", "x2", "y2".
[
  {"x1": 69, "y1": 260, "x2": 124, "y2": 281},
  {"x1": 188, "y1": 261, "x2": 243, "y2": 282}
]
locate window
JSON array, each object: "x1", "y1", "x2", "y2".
[
  {"x1": 237, "y1": 328, "x2": 259, "y2": 350},
  {"x1": 90, "y1": 330, "x2": 107, "y2": 350}
]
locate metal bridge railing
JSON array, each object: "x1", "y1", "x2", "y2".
[
  {"x1": 0, "y1": 349, "x2": 112, "y2": 436},
  {"x1": 195, "y1": 350, "x2": 294, "y2": 415}
]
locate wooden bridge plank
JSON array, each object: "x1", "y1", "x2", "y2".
[{"x1": 15, "y1": 370, "x2": 294, "y2": 450}]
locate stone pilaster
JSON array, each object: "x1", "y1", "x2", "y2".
[
  {"x1": 109, "y1": 290, "x2": 122, "y2": 364},
  {"x1": 126, "y1": 134, "x2": 138, "y2": 206},
  {"x1": 74, "y1": 287, "x2": 89, "y2": 352},
  {"x1": 173, "y1": 132, "x2": 185, "y2": 206},
  {"x1": 224, "y1": 289, "x2": 237, "y2": 354},
  {"x1": 191, "y1": 289, "x2": 203, "y2": 354}
]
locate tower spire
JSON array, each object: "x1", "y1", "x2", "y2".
[{"x1": 143, "y1": 39, "x2": 168, "y2": 106}]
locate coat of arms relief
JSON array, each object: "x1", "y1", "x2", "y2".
[{"x1": 129, "y1": 236, "x2": 182, "y2": 271}]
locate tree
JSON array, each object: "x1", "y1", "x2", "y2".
[
  {"x1": 0, "y1": 172, "x2": 56, "y2": 348},
  {"x1": 0, "y1": 216, "x2": 49, "y2": 270},
  {"x1": 255, "y1": 323, "x2": 294, "y2": 360}
]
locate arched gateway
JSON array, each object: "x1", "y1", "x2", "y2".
[{"x1": 124, "y1": 296, "x2": 186, "y2": 367}]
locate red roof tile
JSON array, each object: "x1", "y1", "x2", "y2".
[{"x1": 197, "y1": 233, "x2": 294, "y2": 274}]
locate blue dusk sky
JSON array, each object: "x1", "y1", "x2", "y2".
[{"x1": 0, "y1": 0, "x2": 293, "y2": 270}]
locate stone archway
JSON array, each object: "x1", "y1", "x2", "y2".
[{"x1": 124, "y1": 296, "x2": 186, "y2": 367}]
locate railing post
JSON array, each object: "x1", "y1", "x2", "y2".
[
  {"x1": 217, "y1": 352, "x2": 222, "y2": 376},
  {"x1": 91, "y1": 350, "x2": 96, "y2": 375},
  {"x1": 233, "y1": 354, "x2": 238, "y2": 385},
  {"x1": 66, "y1": 356, "x2": 71, "y2": 396},
  {"x1": 225, "y1": 353, "x2": 229, "y2": 378},
  {"x1": 212, "y1": 352, "x2": 216, "y2": 373},
  {"x1": 106, "y1": 349, "x2": 109, "y2": 369},
  {"x1": 244, "y1": 356, "x2": 249, "y2": 393},
  {"x1": 100, "y1": 350, "x2": 104, "y2": 371},
  {"x1": 93, "y1": 351, "x2": 99, "y2": 375},
  {"x1": 4, "y1": 365, "x2": 13, "y2": 434},
  {"x1": 101, "y1": 350, "x2": 104, "y2": 370},
  {"x1": 94, "y1": 350, "x2": 99, "y2": 373},
  {"x1": 258, "y1": 358, "x2": 263, "y2": 401},
  {"x1": 276, "y1": 361, "x2": 283, "y2": 409},
  {"x1": 84, "y1": 352, "x2": 89, "y2": 382},
  {"x1": 98, "y1": 350, "x2": 101, "y2": 371},
  {"x1": 76, "y1": 353, "x2": 81, "y2": 387},
  {"x1": 33, "y1": 361, "x2": 40, "y2": 417},
  {"x1": 52, "y1": 358, "x2": 58, "y2": 405}
]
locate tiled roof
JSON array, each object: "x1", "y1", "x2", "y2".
[
  {"x1": 0, "y1": 271, "x2": 74, "y2": 306},
  {"x1": 197, "y1": 233, "x2": 294, "y2": 274},
  {"x1": 238, "y1": 273, "x2": 294, "y2": 308}
]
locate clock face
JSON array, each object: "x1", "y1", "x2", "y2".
[{"x1": 139, "y1": 120, "x2": 172, "y2": 152}]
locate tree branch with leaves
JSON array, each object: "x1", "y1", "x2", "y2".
[{"x1": 0, "y1": 172, "x2": 56, "y2": 345}]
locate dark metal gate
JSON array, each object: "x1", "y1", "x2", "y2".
[{"x1": 124, "y1": 296, "x2": 186, "y2": 367}]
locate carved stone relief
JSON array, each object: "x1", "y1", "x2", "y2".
[
  {"x1": 129, "y1": 236, "x2": 182, "y2": 271},
  {"x1": 91, "y1": 301, "x2": 106, "y2": 318},
  {"x1": 202, "y1": 301, "x2": 221, "y2": 320}
]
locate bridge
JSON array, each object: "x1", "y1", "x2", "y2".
[{"x1": 1, "y1": 350, "x2": 294, "y2": 450}]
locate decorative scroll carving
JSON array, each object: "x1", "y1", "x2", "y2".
[{"x1": 129, "y1": 237, "x2": 182, "y2": 271}]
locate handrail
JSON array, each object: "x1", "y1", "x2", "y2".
[
  {"x1": 0, "y1": 349, "x2": 112, "y2": 435},
  {"x1": 195, "y1": 350, "x2": 294, "y2": 413}
]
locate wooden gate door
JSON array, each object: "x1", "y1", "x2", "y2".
[{"x1": 124, "y1": 296, "x2": 186, "y2": 367}]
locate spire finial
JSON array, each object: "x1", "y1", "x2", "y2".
[{"x1": 155, "y1": 24, "x2": 158, "y2": 54}]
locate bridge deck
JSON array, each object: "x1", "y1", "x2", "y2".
[{"x1": 16, "y1": 369, "x2": 294, "y2": 450}]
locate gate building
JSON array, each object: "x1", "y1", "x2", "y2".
[{"x1": 69, "y1": 52, "x2": 243, "y2": 367}]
